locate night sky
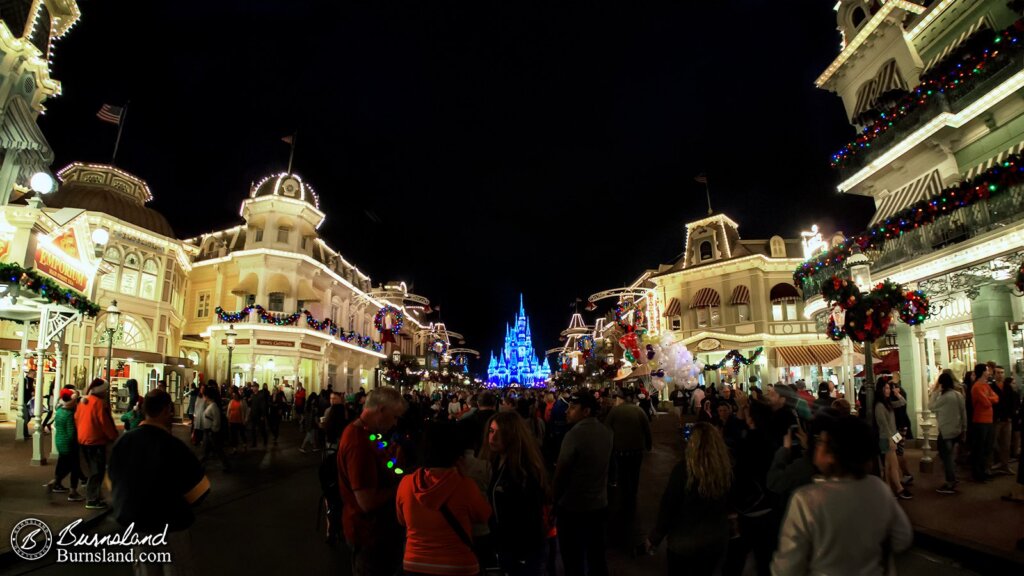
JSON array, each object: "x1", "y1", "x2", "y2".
[{"x1": 40, "y1": 0, "x2": 873, "y2": 371}]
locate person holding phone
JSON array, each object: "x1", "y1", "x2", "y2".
[{"x1": 874, "y1": 379, "x2": 911, "y2": 499}]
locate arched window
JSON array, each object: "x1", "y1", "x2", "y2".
[
  {"x1": 95, "y1": 314, "x2": 148, "y2": 350},
  {"x1": 770, "y1": 236, "x2": 787, "y2": 258},
  {"x1": 140, "y1": 259, "x2": 159, "y2": 300},
  {"x1": 699, "y1": 241, "x2": 713, "y2": 261},
  {"x1": 851, "y1": 6, "x2": 866, "y2": 28},
  {"x1": 99, "y1": 247, "x2": 121, "y2": 291},
  {"x1": 120, "y1": 253, "x2": 140, "y2": 295}
]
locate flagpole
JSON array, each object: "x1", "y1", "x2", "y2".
[
  {"x1": 286, "y1": 131, "x2": 297, "y2": 175},
  {"x1": 111, "y1": 102, "x2": 129, "y2": 166},
  {"x1": 704, "y1": 180, "x2": 713, "y2": 216}
]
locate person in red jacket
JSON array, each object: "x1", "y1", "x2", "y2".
[
  {"x1": 396, "y1": 421, "x2": 491, "y2": 576},
  {"x1": 74, "y1": 378, "x2": 118, "y2": 509}
]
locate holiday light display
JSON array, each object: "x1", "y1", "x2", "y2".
[
  {"x1": 703, "y1": 347, "x2": 764, "y2": 373},
  {"x1": 374, "y1": 305, "x2": 404, "y2": 344},
  {"x1": 214, "y1": 305, "x2": 383, "y2": 352},
  {"x1": 0, "y1": 262, "x2": 100, "y2": 317},
  {"x1": 821, "y1": 277, "x2": 930, "y2": 343}
]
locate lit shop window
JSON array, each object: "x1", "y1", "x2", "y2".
[
  {"x1": 99, "y1": 247, "x2": 121, "y2": 291},
  {"x1": 140, "y1": 259, "x2": 159, "y2": 300},
  {"x1": 120, "y1": 254, "x2": 140, "y2": 295}
]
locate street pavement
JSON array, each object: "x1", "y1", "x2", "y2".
[{"x1": 1, "y1": 412, "x2": 1020, "y2": 575}]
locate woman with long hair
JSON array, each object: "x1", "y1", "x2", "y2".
[
  {"x1": 874, "y1": 379, "x2": 910, "y2": 499},
  {"x1": 930, "y1": 372, "x2": 966, "y2": 494},
  {"x1": 645, "y1": 422, "x2": 732, "y2": 576},
  {"x1": 479, "y1": 411, "x2": 550, "y2": 576}
]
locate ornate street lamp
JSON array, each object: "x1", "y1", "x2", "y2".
[
  {"x1": 225, "y1": 324, "x2": 237, "y2": 385},
  {"x1": 846, "y1": 248, "x2": 875, "y2": 423},
  {"x1": 104, "y1": 300, "x2": 121, "y2": 384}
]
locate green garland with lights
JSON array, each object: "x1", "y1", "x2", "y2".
[
  {"x1": 821, "y1": 277, "x2": 931, "y2": 343},
  {"x1": 703, "y1": 347, "x2": 763, "y2": 372},
  {"x1": 832, "y1": 21, "x2": 1024, "y2": 168},
  {"x1": 214, "y1": 305, "x2": 383, "y2": 352},
  {"x1": 794, "y1": 151, "x2": 1024, "y2": 288},
  {"x1": 0, "y1": 262, "x2": 100, "y2": 317}
]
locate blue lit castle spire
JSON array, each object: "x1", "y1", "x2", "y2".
[{"x1": 487, "y1": 295, "x2": 552, "y2": 387}]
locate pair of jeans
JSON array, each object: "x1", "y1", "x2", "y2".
[
  {"x1": 81, "y1": 445, "x2": 107, "y2": 502},
  {"x1": 971, "y1": 422, "x2": 994, "y2": 480},
  {"x1": 557, "y1": 507, "x2": 608, "y2": 576},
  {"x1": 937, "y1": 434, "x2": 959, "y2": 485},
  {"x1": 994, "y1": 420, "x2": 1012, "y2": 470},
  {"x1": 55, "y1": 444, "x2": 85, "y2": 489}
]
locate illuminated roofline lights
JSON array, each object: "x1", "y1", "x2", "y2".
[
  {"x1": 679, "y1": 331, "x2": 834, "y2": 346},
  {"x1": 208, "y1": 323, "x2": 386, "y2": 359},
  {"x1": 906, "y1": 0, "x2": 956, "y2": 40},
  {"x1": 250, "y1": 172, "x2": 321, "y2": 209},
  {"x1": 816, "y1": 1, "x2": 927, "y2": 88},
  {"x1": 837, "y1": 69, "x2": 1024, "y2": 192},
  {"x1": 57, "y1": 162, "x2": 154, "y2": 203}
]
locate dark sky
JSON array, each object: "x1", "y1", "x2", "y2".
[{"x1": 41, "y1": 0, "x2": 872, "y2": 371}]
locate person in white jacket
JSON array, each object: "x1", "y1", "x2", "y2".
[
  {"x1": 772, "y1": 415, "x2": 912, "y2": 576},
  {"x1": 930, "y1": 371, "x2": 967, "y2": 494}
]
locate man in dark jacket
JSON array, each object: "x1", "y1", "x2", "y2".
[{"x1": 460, "y1": 391, "x2": 497, "y2": 455}]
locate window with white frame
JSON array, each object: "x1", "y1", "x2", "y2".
[
  {"x1": 120, "y1": 253, "x2": 140, "y2": 295},
  {"x1": 772, "y1": 300, "x2": 798, "y2": 321},
  {"x1": 696, "y1": 307, "x2": 708, "y2": 327},
  {"x1": 140, "y1": 259, "x2": 159, "y2": 300},
  {"x1": 737, "y1": 303, "x2": 750, "y2": 323},
  {"x1": 196, "y1": 291, "x2": 211, "y2": 318},
  {"x1": 99, "y1": 247, "x2": 120, "y2": 291}
]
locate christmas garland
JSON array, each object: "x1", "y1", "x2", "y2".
[
  {"x1": 794, "y1": 151, "x2": 1024, "y2": 287},
  {"x1": 832, "y1": 21, "x2": 1024, "y2": 168},
  {"x1": 0, "y1": 262, "x2": 100, "y2": 317},
  {"x1": 214, "y1": 305, "x2": 383, "y2": 352},
  {"x1": 374, "y1": 305, "x2": 404, "y2": 344},
  {"x1": 614, "y1": 302, "x2": 645, "y2": 332},
  {"x1": 430, "y1": 338, "x2": 449, "y2": 356},
  {"x1": 702, "y1": 347, "x2": 764, "y2": 372},
  {"x1": 453, "y1": 353, "x2": 468, "y2": 368},
  {"x1": 898, "y1": 290, "x2": 930, "y2": 326}
]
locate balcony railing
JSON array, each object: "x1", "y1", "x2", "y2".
[
  {"x1": 837, "y1": 51, "x2": 1024, "y2": 179},
  {"x1": 799, "y1": 184, "x2": 1024, "y2": 298}
]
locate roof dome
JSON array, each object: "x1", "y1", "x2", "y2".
[
  {"x1": 250, "y1": 172, "x2": 320, "y2": 209},
  {"x1": 50, "y1": 163, "x2": 175, "y2": 238}
]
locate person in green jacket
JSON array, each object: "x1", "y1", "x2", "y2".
[
  {"x1": 121, "y1": 397, "x2": 144, "y2": 431},
  {"x1": 47, "y1": 387, "x2": 85, "y2": 502}
]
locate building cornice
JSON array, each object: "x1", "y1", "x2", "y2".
[
  {"x1": 206, "y1": 323, "x2": 386, "y2": 359},
  {"x1": 651, "y1": 255, "x2": 806, "y2": 281}
]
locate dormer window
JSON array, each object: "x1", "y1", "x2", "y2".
[
  {"x1": 699, "y1": 241, "x2": 713, "y2": 261},
  {"x1": 277, "y1": 227, "x2": 290, "y2": 243}
]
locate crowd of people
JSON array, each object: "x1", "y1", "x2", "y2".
[{"x1": 33, "y1": 359, "x2": 1023, "y2": 575}]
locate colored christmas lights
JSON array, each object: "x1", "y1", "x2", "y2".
[
  {"x1": 576, "y1": 335, "x2": 596, "y2": 358},
  {"x1": 794, "y1": 152, "x2": 1024, "y2": 287},
  {"x1": 214, "y1": 305, "x2": 383, "y2": 352},
  {"x1": 831, "y1": 22, "x2": 1023, "y2": 168},
  {"x1": 898, "y1": 290, "x2": 932, "y2": 326},
  {"x1": 0, "y1": 262, "x2": 100, "y2": 317},
  {"x1": 820, "y1": 277, "x2": 929, "y2": 343},
  {"x1": 614, "y1": 302, "x2": 645, "y2": 332},
  {"x1": 702, "y1": 347, "x2": 764, "y2": 373}
]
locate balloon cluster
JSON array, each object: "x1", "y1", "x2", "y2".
[{"x1": 644, "y1": 333, "x2": 702, "y2": 390}]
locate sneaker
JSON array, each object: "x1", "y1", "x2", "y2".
[
  {"x1": 902, "y1": 474, "x2": 914, "y2": 485},
  {"x1": 85, "y1": 500, "x2": 108, "y2": 510},
  {"x1": 936, "y1": 485, "x2": 957, "y2": 495},
  {"x1": 897, "y1": 489, "x2": 913, "y2": 500},
  {"x1": 67, "y1": 491, "x2": 84, "y2": 502},
  {"x1": 50, "y1": 484, "x2": 69, "y2": 493},
  {"x1": 299, "y1": 448, "x2": 309, "y2": 454},
  {"x1": 994, "y1": 467, "x2": 1015, "y2": 476}
]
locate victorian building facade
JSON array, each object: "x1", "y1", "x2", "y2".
[{"x1": 802, "y1": 0, "x2": 1024, "y2": 434}]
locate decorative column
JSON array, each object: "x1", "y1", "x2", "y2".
[
  {"x1": 31, "y1": 306, "x2": 51, "y2": 465},
  {"x1": 50, "y1": 338, "x2": 64, "y2": 455},
  {"x1": 843, "y1": 338, "x2": 855, "y2": 413},
  {"x1": 915, "y1": 325, "x2": 934, "y2": 471},
  {"x1": 15, "y1": 327, "x2": 29, "y2": 441}
]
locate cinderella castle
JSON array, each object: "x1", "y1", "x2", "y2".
[{"x1": 487, "y1": 295, "x2": 552, "y2": 387}]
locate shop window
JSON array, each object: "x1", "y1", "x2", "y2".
[
  {"x1": 737, "y1": 303, "x2": 750, "y2": 322},
  {"x1": 140, "y1": 259, "x2": 159, "y2": 300},
  {"x1": 277, "y1": 227, "x2": 290, "y2": 243},
  {"x1": 196, "y1": 291, "x2": 211, "y2": 318},
  {"x1": 269, "y1": 292, "x2": 285, "y2": 312}
]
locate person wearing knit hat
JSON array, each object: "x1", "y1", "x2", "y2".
[
  {"x1": 47, "y1": 385, "x2": 85, "y2": 501},
  {"x1": 75, "y1": 378, "x2": 118, "y2": 509}
]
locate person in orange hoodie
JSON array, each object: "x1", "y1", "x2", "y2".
[
  {"x1": 970, "y1": 363, "x2": 999, "y2": 482},
  {"x1": 74, "y1": 378, "x2": 118, "y2": 509},
  {"x1": 396, "y1": 421, "x2": 491, "y2": 576}
]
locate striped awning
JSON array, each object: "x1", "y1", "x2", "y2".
[
  {"x1": 922, "y1": 17, "x2": 990, "y2": 74},
  {"x1": 963, "y1": 140, "x2": 1024, "y2": 181},
  {"x1": 0, "y1": 96, "x2": 52, "y2": 155},
  {"x1": 730, "y1": 285, "x2": 750, "y2": 305},
  {"x1": 853, "y1": 60, "x2": 908, "y2": 118},
  {"x1": 776, "y1": 346, "x2": 820, "y2": 367},
  {"x1": 769, "y1": 283, "x2": 800, "y2": 303},
  {"x1": 868, "y1": 169, "x2": 944, "y2": 226},
  {"x1": 663, "y1": 298, "x2": 681, "y2": 317},
  {"x1": 689, "y1": 288, "x2": 720, "y2": 309}
]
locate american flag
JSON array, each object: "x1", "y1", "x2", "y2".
[
  {"x1": 694, "y1": 173, "x2": 708, "y2": 184},
  {"x1": 96, "y1": 104, "x2": 124, "y2": 125}
]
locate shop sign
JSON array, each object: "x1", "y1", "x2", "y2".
[
  {"x1": 257, "y1": 339, "x2": 293, "y2": 348},
  {"x1": 113, "y1": 229, "x2": 163, "y2": 252},
  {"x1": 33, "y1": 228, "x2": 91, "y2": 292},
  {"x1": 220, "y1": 338, "x2": 251, "y2": 345},
  {"x1": 697, "y1": 338, "x2": 721, "y2": 352},
  {"x1": 300, "y1": 342, "x2": 320, "y2": 351}
]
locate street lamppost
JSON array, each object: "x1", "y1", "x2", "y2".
[
  {"x1": 225, "y1": 324, "x2": 237, "y2": 386},
  {"x1": 104, "y1": 300, "x2": 121, "y2": 385},
  {"x1": 847, "y1": 248, "x2": 875, "y2": 423}
]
